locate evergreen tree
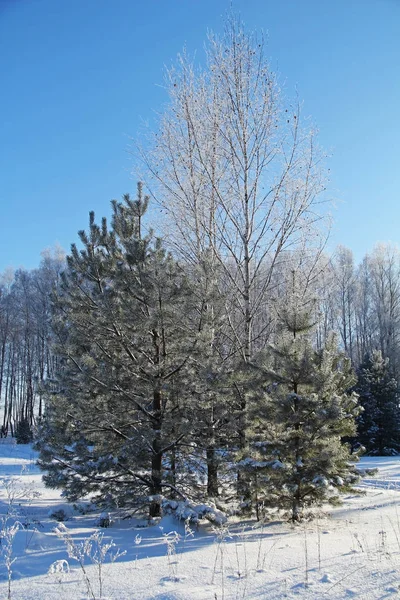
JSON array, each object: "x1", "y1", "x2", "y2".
[
  {"x1": 240, "y1": 274, "x2": 361, "y2": 521},
  {"x1": 15, "y1": 418, "x2": 33, "y2": 444},
  {"x1": 355, "y1": 351, "x2": 400, "y2": 455},
  {"x1": 35, "y1": 186, "x2": 202, "y2": 517}
]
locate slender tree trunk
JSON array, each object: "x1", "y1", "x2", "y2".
[
  {"x1": 292, "y1": 491, "x2": 301, "y2": 523},
  {"x1": 206, "y1": 444, "x2": 219, "y2": 497},
  {"x1": 150, "y1": 386, "x2": 163, "y2": 518},
  {"x1": 292, "y1": 371, "x2": 301, "y2": 522},
  {"x1": 170, "y1": 446, "x2": 177, "y2": 492}
]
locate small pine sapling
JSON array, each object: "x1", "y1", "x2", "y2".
[{"x1": 240, "y1": 271, "x2": 362, "y2": 521}]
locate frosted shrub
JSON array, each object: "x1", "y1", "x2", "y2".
[
  {"x1": 162, "y1": 499, "x2": 227, "y2": 526},
  {"x1": 95, "y1": 512, "x2": 112, "y2": 528},
  {"x1": 0, "y1": 475, "x2": 41, "y2": 599},
  {"x1": 48, "y1": 559, "x2": 70, "y2": 586},
  {"x1": 161, "y1": 530, "x2": 181, "y2": 581},
  {"x1": 49, "y1": 508, "x2": 69, "y2": 522},
  {"x1": 0, "y1": 519, "x2": 20, "y2": 600},
  {"x1": 54, "y1": 523, "x2": 125, "y2": 599}
]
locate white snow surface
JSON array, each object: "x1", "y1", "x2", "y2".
[{"x1": 1, "y1": 442, "x2": 400, "y2": 599}]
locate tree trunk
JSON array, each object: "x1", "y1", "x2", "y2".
[
  {"x1": 292, "y1": 381, "x2": 302, "y2": 522},
  {"x1": 206, "y1": 445, "x2": 219, "y2": 497},
  {"x1": 292, "y1": 490, "x2": 301, "y2": 523},
  {"x1": 170, "y1": 445, "x2": 177, "y2": 493},
  {"x1": 150, "y1": 387, "x2": 163, "y2": 518},
  {"x1": 150, "y1": 449, "x2": 163, "y2": 518}
]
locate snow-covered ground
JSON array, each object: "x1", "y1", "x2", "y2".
[{"x1": 1, "y1": 442, "x2": 400, "y2": 599}]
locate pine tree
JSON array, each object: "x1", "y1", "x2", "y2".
[
  {"x1": 35, "y1": 185, "x2": 201, "y2": 517},
  {"x1": 15, "y1": 418, "x2": 33, "y2": 444},
  {"x1": 355, "y1": 351, "x2": 400, "y2": 455},
  {"x1": 240, "y1": 273, "x2": 361, "y2": 521}
]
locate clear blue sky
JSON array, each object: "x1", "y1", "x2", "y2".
[{"x1": 1, "y1": 0, "x2": 399, "y2": 272}]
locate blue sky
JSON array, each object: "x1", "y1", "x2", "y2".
[{"x1": 1, "y1": 0, "x2": 399, "y2": 272}]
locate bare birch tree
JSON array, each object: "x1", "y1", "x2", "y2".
[
  {"x1": 354, "y1": 255, "x2": 375, "y2": 364},
  {"x1": 140, "y1": 16, "x2": 328, "y2": 363},
  {"x1": 331, "y1": 246, "x2": 357, "y2": 362},
  {"x1": 369, "y1": 244, "x2": 400, "y2": 377}
]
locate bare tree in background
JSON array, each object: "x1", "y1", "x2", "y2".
[
  {"x1": 0, "y1": 247, "x2": 65, "y2": 436},
  {"x1": 331, "y1": 246, "x2": 357, "y2": 362},
  {"x1": 369, "y1": 244, "x2": 400, "y2": 377}
]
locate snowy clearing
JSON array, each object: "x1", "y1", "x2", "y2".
[{"x1": 1, "y1": 441, "x2": 400, "y2": 599}]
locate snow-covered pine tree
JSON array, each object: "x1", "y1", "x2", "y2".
[
  {"x1": 35, "y1": 185, "x2": 202, "y2": 517},
  {"x1": 241, "y1": 272, "x2": 361, "y2": 521},
  {"x1": 354, "y1": 350, "x2": 400, "y2": 455}
]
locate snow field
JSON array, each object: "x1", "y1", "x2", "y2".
[{"x1": 1, "y1": 441, "x2": 400, "y2": 599}]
